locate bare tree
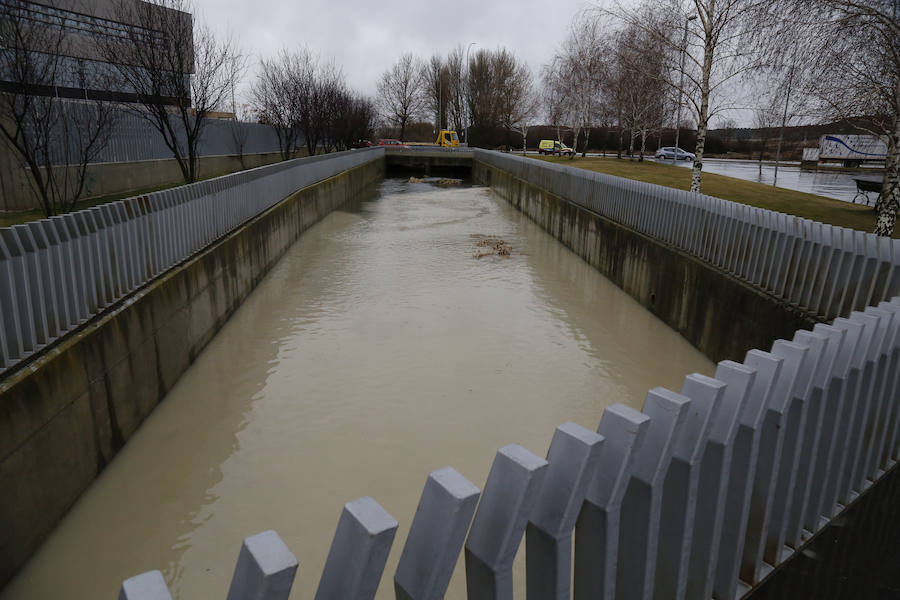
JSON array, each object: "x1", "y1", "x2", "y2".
[
  {"x1": 98, "y1": 0, "x2": 244, "y2": 183},
  {"x1": 602, "y1": 0, "x2": 769, "y2": 191},
  {"x1": 545, "y1": 13, "x2": 610, "y2": 158},
  {"x1": 251, "y1": 50, "x2": 302, "y2": 160},
  {"x1": 615, "y1": 19, "x2": 669, "y2": 160},
  {"x1": 228, "y1": 103, "x2": 255, "y2": 169},
  {"x1": 376, "y1": 53, "x2": 425, "y2": 141},
  {"x1": 752, "y1": 103, "x2": 779, "y2": 166},
  {"x1": 422, "y1": 53, "x2": 449, "y2": 133},
  {"x1": 446, "y1": 46, "x2": 466, "y2": 135},
  {"x1": 774, "y1": 0, "x2": 899, "y2": 235},
  {"x1": 0, "y1": 0, "x2": 117, "y2": 216}
]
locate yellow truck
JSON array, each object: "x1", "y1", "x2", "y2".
[{"x1": 435, "y1": 129, "x2": 460, "y2": 147}]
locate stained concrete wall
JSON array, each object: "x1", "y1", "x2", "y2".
[
  {"x1": 473, "y1": 160, "x2": 821, "y2": 363},
  {"x1": 0, "y1": 158, "x2": 384, "y2": 587},
  {"x1": 0, "y1": 148, "x2": 293, "y2": 212}
]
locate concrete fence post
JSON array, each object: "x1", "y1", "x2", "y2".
[
  {"x1": 764, "y1": 331, "x2": 824, "y2": 567},
  {"x1": 741, "y1": 340, "x2": 807, "y2": 585},
  {"x1": 798, "y1": 324, "x2": 847, "y2": 537},
  {"x1": 843, "y1": 311, "x2": 881, "y2": 497},
  {"x1": 713, "y1": 350, "x2": 781, "y2": 600},
  {"x1": 394, "y1": 467, "x2": 480, "y2": 600},
  {"x1": 616, "y1": 388, "x2": 690, "y2": 600},
  {"x1": 686, "y1": 363, "x2": 752, "y2": 600},
  {"x1": 574, "y1": 404, "x2": 649, "y2": 600},
  {"x1": 315, "y1": 497, "x2": 398, "y2": 600},
  {"x1": 653, "y1": 375, "x2": 723, "y2": 600},
  {"x1": 118, "y1": 571, "x2": 173, "y2": 600},
  {"x1": 765, "y1": 330, "x2": 829, "y2": 561},
  {"x1": 225, "y1": 530, "x2": 298, "y2": 600},
  {"x1": 526, "y1": 422, "x2": 604, "y2": 600},
  {"x1": 879, "y1": 300, "x2": 900, "y2": 464},
  {"x1": 464, "y1": 444, "x2": 548, "y2": 600}
]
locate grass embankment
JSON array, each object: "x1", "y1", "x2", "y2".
[
  {"x1": 0, "y1": 183, "x2": 180, "y2": 228},
  {"x1": 0, "y1": 150, "x2": 313, "y2": 229},
  {"x1": 534, "y1": 156, "x2": 894, "y2": 237}
]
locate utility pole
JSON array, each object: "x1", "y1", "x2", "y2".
[{"x1": 465, "y1": 42, "x2": 476, "y2": 145}]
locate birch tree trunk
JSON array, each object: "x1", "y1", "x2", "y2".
[
  {"x1": 690, "y1": 27, "x2": 715, "y2": 193},
  {"x1": 874, "y1": 111, "x2": 899, "y2": 237}
]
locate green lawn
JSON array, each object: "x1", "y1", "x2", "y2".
[
  {"x1": 533, "y1": 156, "x2": 893, "y2": 237},
  {"x1": 0, "y1": 182, "x2": 183, "y2": 229}
]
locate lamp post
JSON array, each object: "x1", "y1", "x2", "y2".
[
  {"x1": 465, "y1": 42, "x2": 476, "y2": 145},
  {"x1": 672, "y1": 15, "x2": 697, "y2": 164}
]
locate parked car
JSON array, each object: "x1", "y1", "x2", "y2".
[
  {"x1": 350, "y1": 139, "x2": 372, "y2": 149},
  {"x1": 655, "y1": 147, "x2": 695, "y2": 161},
  {"x1": 378, "y1": 139, "x2": 409, "y2": 148},
  {"x1": 538, "y1": 139, "x2": 574, "y2": 156}
]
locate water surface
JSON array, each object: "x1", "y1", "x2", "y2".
[{"x1": 2, "y1": 179, "x2": 714, "y2": 599}]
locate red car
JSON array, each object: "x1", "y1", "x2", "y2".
[{"x1": 378, "y1": 139, "x2": 410, "y2": 148}]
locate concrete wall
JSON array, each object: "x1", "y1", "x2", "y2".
[
  {"x1": 473, "y1": 160, "x2": 822, "y2": 363},
  {"x1": 0, "y1": 149, "x2": 291, "y2": 212},
  {"x1": 0, "y1": 158, "x2": 383, "y2": 587}
]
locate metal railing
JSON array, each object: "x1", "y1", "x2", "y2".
[
  {"x1": 474, "y1": 150, "x2": 900, "y2": 320},
  {"x1": 118, "y1": 294, "x2": 900, "y2": 600},
  {"x1": 0, "y1": 148, "x2": 384, "y2": 375},
  {"x1": 20, "y1": 105, "x2": 293, "y2": 166}
]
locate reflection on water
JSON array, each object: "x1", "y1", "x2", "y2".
[
  {"x1": 666, "y1": 158, "x2": 882, "y2": 203},
  {"x1": 2, "y1": 179, "x2": 713, "y2": 600}
]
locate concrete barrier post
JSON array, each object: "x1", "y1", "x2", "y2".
[
  {"x1": 713, "y1": 350, "x2": 780, "y2": 600},
  {"x1": 653, "y1": 375, "x2": 723, "y2": 600},
  {"x1": 844, "y1": 311, "x2": 881, "y2": 496},
  {"x1": 225, "y1": 530, "x2": 298, "y2": 600},
  {"x1": 880, "y1": 300, "x2": 900, "y2": 463},
  {"x1": 616, "y1": 388, "x2": 690, "y2": 600},
  {"x1": 394, "y1": 467, "x2": 480, "y2": 600},
  {"x1": 464, "y1": 444, "x2": 548, "y2": 600},
  {"x1": 316, "y1": 497, "x2": 398, "y2": 600},
  {"x1": 118, "y1": 571, "x2": 173, "y2": 600},
  {"x1": 819, "y1": 317, "x2": 865, "y2": 517},
  {"x1": 799, "y1": 324, "x2": 848, "y2": 535},
  {"x1": 763, "y1": 332, "x2": 825, "y2": 568},
  {"x1": 778, "y1": 330, "x2": 833, "y2": 551},
  {"x1": 860, "y1": 306, "x2": 897, "y2": 480},
  {"x1": 685, "y1": 363, "x2": 752, "y2": 600},
  {"x1": 526, "y1": 423, "x2": 604, "y2": 600},
  {"x1": 740, "y1": 340, "x2": 807, "y2": 585},
  {"x1": 574, "y1": 404, "x2": 649, "y2": 600}
]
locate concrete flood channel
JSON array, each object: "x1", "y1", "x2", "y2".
[{"x1": 1, "y1": 177, "x2": 714, "y2": 599}]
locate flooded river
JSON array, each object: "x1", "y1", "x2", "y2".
[{"x1": 2, "y1": 179, "x2": 714, "y2": 599}]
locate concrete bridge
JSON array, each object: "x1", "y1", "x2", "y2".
[{"x1": 1, "y1": 147, "x2": 898, "y2": 599}]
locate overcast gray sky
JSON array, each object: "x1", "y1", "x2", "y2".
[{"x1": 195, "y1": 0, "x2": 590, "y2": 101}]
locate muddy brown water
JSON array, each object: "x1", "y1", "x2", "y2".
[{"x1": 2, "y1": 179, "x2": 714, "y2": 599}]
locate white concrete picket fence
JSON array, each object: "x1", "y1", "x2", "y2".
[
  {"x1": 0, "y1": 147, "x2": 385, "y2": 375},
  {"x1": 474, "y1": 150, "x2": 900, "y2": 321},
  {"x1": 119, "y1": 295, "x2": 900, "y2": 600}
]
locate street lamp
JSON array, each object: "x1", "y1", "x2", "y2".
[
  {"x1": 672, "y1": 15, "x2": 697, "y2": 164},
  {"x1": 465, "y1": 42, "x2": 476, "y2": 146}
]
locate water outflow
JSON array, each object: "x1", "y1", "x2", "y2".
[{"x1": 2, "y1": 179, "x2": 713, "y2": 599}]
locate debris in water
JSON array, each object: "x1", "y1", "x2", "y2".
[
  {"x1": 408, "y1": 176, "x2": 462, "y2": 186},
  {"x1": 472, "y1": 237, "x2": 512, "y2": 259}
]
